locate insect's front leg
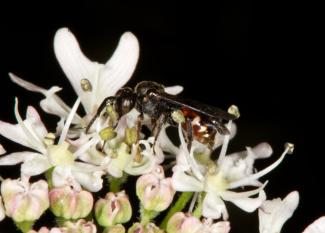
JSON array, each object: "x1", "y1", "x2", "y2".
[
  {"x1": 152, "y1": 113, "x2": 167, "y2": 149},
  {"x1": 185, "y1": 117, "x2": 193, "y2": 152},
  {"x1": 86, "y1": 96, "x2": 116, "y2": 133}
]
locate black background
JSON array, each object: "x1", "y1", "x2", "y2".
[{"x1": 0, "y1": 1, "x2": 321, "y2": 233}]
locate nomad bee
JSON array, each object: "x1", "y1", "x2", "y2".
[{"x1": 86, "y1": 81, "x2": 237, "y2": 149}]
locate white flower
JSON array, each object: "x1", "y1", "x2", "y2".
[
  {"x1": 0, "y1": 99, "x2": 103, "y2": 192},
  {"x1": 303, "y1": 216, "x2": 325, "y2": 233},
  {"x1": 258, "y1": 191, "x2": 299, "y2": 233},
  {"x1": 172, "y1": 123, "x2": 291, "y2": 219}
]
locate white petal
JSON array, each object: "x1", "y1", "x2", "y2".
[
  {"x1": 202, "y1": 192, "x2": 228, "y2": 219},
  {"x1": 172, "y1": 170, "x2": 204, "y2": 192},
  {"x1": 259, "y1": 191, "x2": 299, "y2": 233},
  {"x1": 303, "y1": 216, "x2": 325, "y2": 233},
  {"x1": 97, "y1": 32, "x2": 140, "y2": 104},
  {"x1": 251, "y1": 142, "x2": 273, "y2": 159},
  {"x1": 9, "y1": 72, "x2": 47, "y2": 93},
  {"x1": 72, "y1": 169, "x2": 104, "y2": 192},
  {"x1": 54, "y1": 27, "x2": 101, "y2": 113},
  {"x1": 0, "y1": 144, "x2": 5, "y2": 155},
  {"x1": 0, "y1": 151, "x2": 41, "y2": 165},
  {"x1": 164, "y1": 85, "x2": 183, "y2": 95},
  {"x1": 21, "y1": 156, "x2": 51, "y2": 176},
  {"x1": 26, "y1": 106, "x2": 48, "y2": 140},
  {"x1": 226, "y1": 190, "x2": 266, "y2": 213}
]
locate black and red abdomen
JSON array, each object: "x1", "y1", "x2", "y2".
[{"x1": 181, "y1": 108, "x2": 217, "y2": 146}]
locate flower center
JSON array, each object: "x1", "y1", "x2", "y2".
[{"x1": 47, "y1": 142, "x2": 74, "y2": 166}]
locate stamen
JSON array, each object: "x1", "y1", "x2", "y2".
[
  {"x1": 228, "y1": 105, "x2": 240, "y2": 118},
  {"x1": 217, "y1": 121, "x2": 232, "y2": 164},
  {"x1": 14, "y1": 98, "x2": 47, "y2": 154},
  {"x1": 58, "y1": 97, "x2": 81, "y2": 145},
  {"x1": 229, "y1": 144, "x2": 291, "y2": 189},
  {"x1": 73, "y1": 135, "x2": 100, "y2": 159},
  {"x1": 189, "y1": 192, "x2": 199, "y2": 213},
  {"x1": 178, "y1": 124, "x2": 204, "y2": 181}
]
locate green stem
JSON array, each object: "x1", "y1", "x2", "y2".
[
  {"x1": 192, "y1": 192, "x2": 205, "y2": 218},
  {"x1": 140, "y1": 205, "x2": 159, "y2": 225},
  {"x1": 160, "y1": 192, "x2": 193, "y2": 230},
  {"x1": 15, "y1": 221, "x2": 34, "y2": 233},
  {"x1": 108, "y1": 173, "x2": 128, "y2": 193}
]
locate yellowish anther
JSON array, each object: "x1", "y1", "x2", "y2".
[
  {"x1": 228, "y1": 105, "x2": 240, "y2": 118},
  {"x1": 171, "y1": 110, "x2": 185, "y2": 124},
  {"x1": 125, "y1": 127, "x2": 138, "y2": 145},
  {"x1": 106, "y1": 105, "x2": 119, "y2": 126},
  {"x1": 80, "y1": 79, "x2": 92, "y2": 92},
  {"x1": 43, "y1": 132, "x2": 56, "y2": 146},
  {"x1": 100, "y1": 127, "x2": 117, "y2": 141},
  {"x1": 134, "y1": 147, "x2": 143, "y2": 163},
  {"x1": 285, "y1": 142, "x2": 295, "y2": 154}
]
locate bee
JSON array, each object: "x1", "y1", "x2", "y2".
[{"x1": 86, "y1": 81, "x2": 237, "y2": 149}]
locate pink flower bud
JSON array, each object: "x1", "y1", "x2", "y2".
[
  {"x1": 136, "y1": 166, "x2": 175, "y2": 212},
  {"x1": 63, "y1": 219, "x2": 97, "y2": 233},
  {"x1": 103, "y1": 224, "x2": 125, "y2": 233},
  {"x1": 95, "y1": 191, "x2": 132, "y2": 227},
  {"x1": 28, "y1": 227, "x2": 64, "y2": 233},
  {"x1": 128, "y1": 222, "x2": 164, "y2": 233},
  {"x1": 1, "y1": 177, "x2": 49, "y2": 222},
  {"x1": 49, "y1": 186, "x2": 93, "y2": 219},
  {"x1": 166, "y1": 212, "x2": 202, "y2": 233}
]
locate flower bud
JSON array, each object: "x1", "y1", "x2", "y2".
[
  {"x1": 95, "y1": 191, "x2": 132, "y2": 227},
  {"x1": 166, "y1": 212, "x2": 202, "y2": 233},
  {"x1": 136, "y1": 166, "x2": 175, "y2": 212},
  {"x1": 49, "y1": 186, "x2": 93, "y2": 219},
  {"x1": 1, "y1": 177, "x2": 49, "y2": 222},
  {"x1": 103, "y1": 224, "x2": 125, "y2": 233},
  {"x1": 63, "y1": 219, "x2": 97, "y2": 233},
  {"x1": 28, "y1": 227, "x2": 63, "y2": 233},
  {"x1": 128, "y1": 222, "x2": 164, "y2": 233}
]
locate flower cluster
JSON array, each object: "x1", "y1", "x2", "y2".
[{"x1": 0, "y1": 28, "x2": 324, "y2": 233}]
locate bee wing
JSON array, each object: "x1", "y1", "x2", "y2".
[{"x1": 155, "y1": 92, "x2": 237, "y2": 121}]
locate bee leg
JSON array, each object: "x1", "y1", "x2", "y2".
[
  {"x1": 152, "y1": 113, "x2": 166, "y2": 151},
  {"x1": 136, "y1": 112, "x2": 144, "y2": 142},
  {"x1": 86, "y1": 96, "x2": 116, "y2": 133},
  {"x1": 186, "y1": 118, "x2": 193, "y2": 152}
]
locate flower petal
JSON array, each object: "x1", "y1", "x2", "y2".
[
  {"x1": 0, "y1": 144, "x2": 6, "y2": 155},
  {"x1": 97, "y1": 32, "x2": 140, "y2": 104},
  {"x1": 164, "y1": 85, "x2": 183, "y2": 95},
  {"x1": 0, "y1": 151, "x2": 41, "y2": 166},
  {"x1": 54, "y1": 27, "x2": 101, "y2": 113},
  {"x1": 258, "y1": 191, "x2": 299, "y2": 233},
  {"x1": 21, "y1": 156, "x2": 51, "y2": 176},
  {"x1": 303, "y1": 216, "x2": 325, "y2": 233},
  {"x1": 202, "y1": 192, "x2": 228, "y2": 219},
  {"x1": 226, "y1": 190, "x2": 266, "y2": 213},
  {"x1": 172, "y1": 170, "x2": 204, "y2": 192}
]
